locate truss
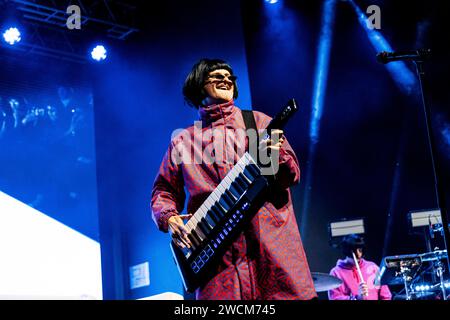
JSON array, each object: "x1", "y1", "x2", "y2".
[{"x1": 1, "y1": 0, "x2": 139, "y2": 63}]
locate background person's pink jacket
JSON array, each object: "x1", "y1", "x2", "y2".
[{"x1": 328, "y1": 258, "x2": 392, "y2": 300}]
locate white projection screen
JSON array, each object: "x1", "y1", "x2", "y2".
[{"x1": 0, "y1": 191, "x2": 102, "y2": 299}]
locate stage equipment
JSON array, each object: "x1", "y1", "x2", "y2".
[
  {"x1": 408, "y1": 209, "x2": 449, "y2": 285},
  {"x1": 329, "y1": 219, "x2": 365, "y2": 237},
  {"x1": 311, "y1": 272, "x2": 343, "y2": 292},
  {"x1": 376, "y1": 49, "x2": 431, "y2": 64},
  {"x1": 376, "y1": 250, "x2": 448, "y2": 300},
  {"x1": 409, "y1": 209, "x2": 441, "y2": 228},
  {"x1": 377, "y1": 48, "x2": 450, "y2": 298},
  {"x1": 393, "y1": 291, "x2": 435, "y2": 300},
  {"x1": 328, "y1": 218, "x2": 365, "y2": 248},
  {"x1": 375, "y1": 253, "x2": 422, "y2": 300},
  {"x1": 170, "y1": 99, "x2": 298, "y2": 293},
  {"x1": 1, "y1": 1, "x2": 139, "y2": 63},
  {"x1": 421, "y1": 250, "x2": 448, "y2": 300}
]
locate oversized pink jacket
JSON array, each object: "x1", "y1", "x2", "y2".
[
  {"x1": 151, "y1": 100, "x2": 316, "y2": 300},
  {"x1": 328, "y1": 258, "x2": 392, "y2": 300}
]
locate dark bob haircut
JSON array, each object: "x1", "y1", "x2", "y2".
[
  {"x1": 182, "y1": 58, "x2": 238, "y2": 108},
  {"x1": 340, "y1": 234, "x2": 365, "y2": 258}
]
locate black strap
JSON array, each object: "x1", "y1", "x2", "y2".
[
  {"x1": 241, "y1": 110, "x2": 259, "y2": 158},
  {"x1": 241, "y1": 109, "x2": 257, "y2": 132}
]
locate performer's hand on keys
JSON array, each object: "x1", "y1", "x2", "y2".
[
  {"x1": 168, "y1": 214, "x2": 192, "y2": 249},
  {"x1": 259, "y1": 129, "x2": 285, "y2": 152},
  {"x1": 357, "y1": 282, "x2": 369, "y2": 300}
]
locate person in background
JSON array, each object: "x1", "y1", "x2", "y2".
[{"x1": 328, "y1": 234, "x2": 392, "y2": 300}]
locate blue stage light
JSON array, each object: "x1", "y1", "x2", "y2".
[
  {"x1": 310, "y1": 0, "x2": 337, "y2": 144},
  {"x1": 347, "y1": 0, "x2": 417, "y2": 95},
  {"x1": 2, "y1": 27, "x2": 21, "y2": 45},
  {"x1": 300, "y1": 0, "x2": 338, "y2": 236},
  {"x1": 90, "y1": 45, "x2": 107, "y2": 61},
  {"x1": 415, "y1": 284, "x2": 432, "y2": 292},
  {"x1": 265, "y1": 0, "x2": 279, "y2": 4}
]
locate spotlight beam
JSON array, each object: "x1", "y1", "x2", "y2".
[
  {"x1": 300, "y1": 0, "x2": 338, "y2": 236},
  {"x1": 347, "y1": 0, "x2": 418, "y2": 95}
]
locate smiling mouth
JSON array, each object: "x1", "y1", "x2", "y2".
[{"x1": 216, "y1": 84, "x2": 230, "y2": 90}]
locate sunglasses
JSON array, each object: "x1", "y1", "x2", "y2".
[{"x1": 206, "y1": 74, "x2": 237, "y2": 82}]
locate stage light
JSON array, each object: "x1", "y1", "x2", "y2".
[
  {"x1": 328, "y1": 218, "x2": 365, "y2": 248},
  {"x1": 329, "y1": 218, "x2": 365, "y2": 238},
  {"x1": 2, "y1": 27, "x2": 21, "y2": 45},
  {"x1": 415, "y1": 284, "x2": 431, "y2": 292},
  {"x1": 346, "y1": 0, "x2": 417, "y2": 95},
  {"x1": 408, "y1": 209, "x2": 441, "y2": 228},
  {"x1": 265, "y1": 0, "x2": 279, "y2": 4},
  {"x1": 300, "y1": 0, "x2": 337, "y2": 236},
  {"x1": 90, "y1": 45, "x2": 107, "y2": 61},
  {"x1": 310, "y1": 0, "x2": 336, "y2": 144}
]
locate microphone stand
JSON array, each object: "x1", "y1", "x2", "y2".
[{"x1": 415, "y1": 59, "x2": 450, "y2": 300}]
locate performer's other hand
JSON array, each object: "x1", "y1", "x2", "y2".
[
  {"x1": 259, "y1": 129, "x2": 285, "y2": 152},
  {"x1": 168, "y1": 214, "x2": 192, "y2": 249}
]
